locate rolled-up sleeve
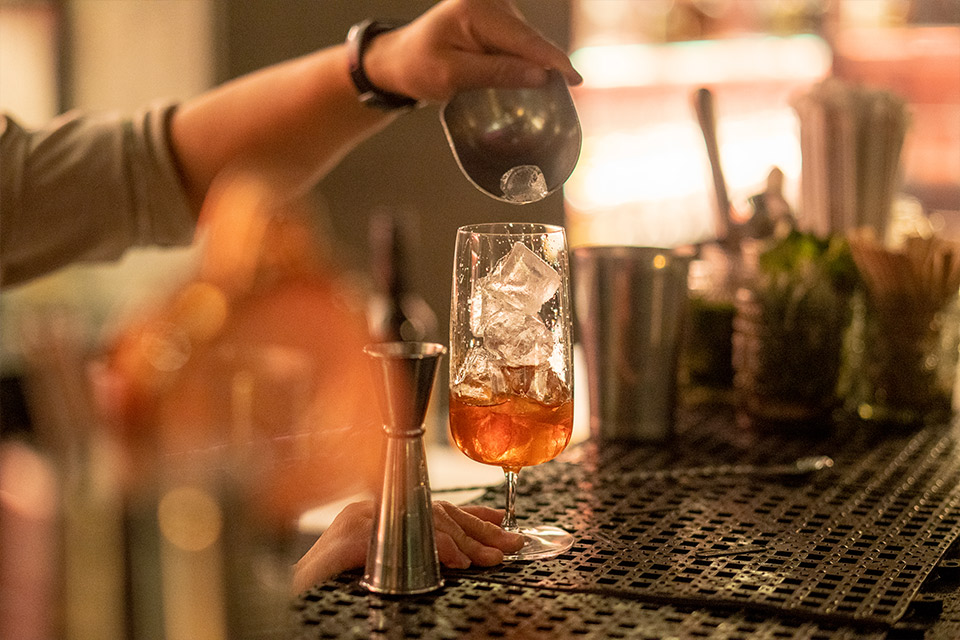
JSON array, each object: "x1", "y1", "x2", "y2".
[{"x1": 0, "y1": 102, "x2": 196, "y2": 288}]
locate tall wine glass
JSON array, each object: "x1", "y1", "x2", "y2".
[{"x1": 449, "y1": 222, "x2": 574, "y2": 559}]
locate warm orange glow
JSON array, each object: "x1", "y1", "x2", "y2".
[
  {"x1": 105, "y1": 174, "x2": 381, "y2": 530},
  {"x1": 573, "y1": 36, "x2": 831, "y2": 89},
  {"x1": 0, "y1": 5, "x2": 58, "y2": 124},
  {"x1": 565, "y1": 36, "x2": 830, "y2": 248}
]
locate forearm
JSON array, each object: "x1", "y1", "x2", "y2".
[
  {"x1": 166, "y1": 0, "x2": 582, "y2": 215},
  {"x1": 169, "y1": 44, "x2": 397, "y2": 211}
]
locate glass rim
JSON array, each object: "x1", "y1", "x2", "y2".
[
  {"x1": 456, "y1": 222, "x2": 565, "y2": 236},
  {"x1": 363, "y1": 341, "x2": 447, "y2": 359}
]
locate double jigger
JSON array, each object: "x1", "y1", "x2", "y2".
[{"x1": 361, "y1": 341, "x2": 446, "y2": 595}]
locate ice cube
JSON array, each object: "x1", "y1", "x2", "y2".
[
  {"x1": 469, "y1": 278, "x2": 508, "y2": 337},
  {"x1": 501, "y1": 364, "x2": 570, "y2": 406},
  {"x1": 471, "y1": 414, "x2": 513, "y2": 464},
  {"x1": 468, "y1": 284, "x2": 485, "y2": 336},
  {"x1": 452, "y1": 347, "x2": 506, "y2": 405},
  {"x1": 501, "y1": 365, "x2": 534, "y2": 397},
  {"x1": 527, "y1": 365, "x2": 571, "y2": 406},
  {"x1": 483, "y1": 308, "x2": 554, "y2": 367},
  {"x1": 483, "y1": 242, "x2": 561, "y2": 316},
  {"x1": 500, "y1": 165, "x2": 548, "y2": 203}
]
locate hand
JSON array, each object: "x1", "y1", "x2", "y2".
[
  {"x1": 169, "y1": 0, "x2": 583, "y2": 210},
  {"x1": 291, "y1": 500, "x2": 525, "y2": 594},
  {"x1": 364, "y1": 0, "x2": 583, "y2": 104}
]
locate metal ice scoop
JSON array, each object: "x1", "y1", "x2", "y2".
[{"x1": 441, "y1": 69, "x2": 582, "y2": 204}]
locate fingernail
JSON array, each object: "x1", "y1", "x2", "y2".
[{"x1": 455, "y1": 549, "x2": 471, "y2": 569}]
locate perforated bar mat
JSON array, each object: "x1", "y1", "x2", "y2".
[
  {"x1": 295, "y1": 409, "x2": 960, "y2": 638},
  {"x1": 296, "y1": 575, "x2": 887, "y2": 639}
]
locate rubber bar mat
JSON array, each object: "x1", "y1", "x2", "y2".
[
  {"x1": 295, "y1": 574, "x2": 888, "y2": 639},
  {"x1": 458, "y1": 414, "x2": 960, "y2": 627},
  {"x1": 292, "y1": 414, "x2": 960, "y2": 638}
]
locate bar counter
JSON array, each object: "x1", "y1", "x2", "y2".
[{"x1": 289, "y1": 406, "x2": 960, "y2": 639}]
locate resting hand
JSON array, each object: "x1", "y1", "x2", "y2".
[
  {"x1": 291, "y1": 500, "x2": 524, "y2": 594},
  {"x1": 363, "y1": 0, "x2": 582, "y2": 104}
]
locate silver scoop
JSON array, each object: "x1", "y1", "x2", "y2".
[{"x1": 441, "y1": 69, "x2": 582, "y2": 204}]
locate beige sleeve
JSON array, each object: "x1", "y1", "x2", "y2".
[{"x1": 0, "y1": 102, "x2": 196, "y2": 288}]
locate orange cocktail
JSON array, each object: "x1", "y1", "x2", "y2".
[
  {"x1": 449, "y1": 222, "x2": 575, "y2": 560},
  {"x1": 449, "y1": 393, "x2": 572, "y2": 473}
]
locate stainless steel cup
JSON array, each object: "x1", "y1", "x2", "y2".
[{"x1": 572, "y1": 246, "x2": 691, "y2": 442}]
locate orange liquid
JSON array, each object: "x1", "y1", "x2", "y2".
[{"x1": 449, "y1": 393, "x2": 573, "y2": 473}]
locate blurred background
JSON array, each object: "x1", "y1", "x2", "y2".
[{"x1": 2, "y1": 0, "x2": 959, "y2": 436}]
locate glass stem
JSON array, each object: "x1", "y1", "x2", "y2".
[{"x1": 502, "y1": 470, "x2": 520, "y2": 532}]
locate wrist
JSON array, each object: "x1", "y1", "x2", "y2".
[{"x1": 345, "y1": 20, "x2": 418, "y2": 111}]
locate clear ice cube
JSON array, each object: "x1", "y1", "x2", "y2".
[
  {"x1": 483, "y1": 308, "x2": 554, "y2": 367},
  {"x1": 483, "y1": 242, "x2": 561, "y2": 316},
  {"x1": 501, "y1": 365, "x2": 534, "y2": 397},
  {"x1": 464, "y1": 239, "x2": 565, "y2": 394},
  {"x1": 468, "y1": 279, "x2": 506, "y2": 337},
  {"x1": 500, "y1": 165, "x2": 548, "y2": 203},
  {"x1": 527, "y1": 365, "x2": 570, "y2": 406},
  {"x1": 502, "y1": 364, "x2": 570, "y2": 406},
  {"x1": 452, "y1": 347, "x2": 506, "y2": 405}
]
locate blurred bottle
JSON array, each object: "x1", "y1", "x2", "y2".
[
  {"x1": 680, "y1": 243, "x2": 736, "y2": 405},
  {"x1": 366, "y1": 209, "x2": 447, "y2": 445},
  {"x1": 367, "y1": 209, "x2": 438, "y2": 343}
]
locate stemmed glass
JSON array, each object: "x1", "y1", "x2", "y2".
[{"x1": 449, "y1": 222, "x2": 574, "y2": 559}]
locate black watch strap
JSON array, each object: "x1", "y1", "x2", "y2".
[{"x1": 346, "y1": 19, "x2": 419, "y2": 111}]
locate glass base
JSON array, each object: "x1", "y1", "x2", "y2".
[{"x1": 504, "y1": 526, "x2": 574, "y2": 561}]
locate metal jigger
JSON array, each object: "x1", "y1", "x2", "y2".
[{"x1": 360, "y1": 342, "x2": 446, "y2": 594}]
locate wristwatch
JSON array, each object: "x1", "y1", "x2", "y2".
[{"x1": 346, "y1": 19, "x2": 419, "y2": 111}]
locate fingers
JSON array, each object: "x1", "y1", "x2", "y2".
[
  {"x1": 293, "y1": 499, "x2": 527, "y2": 594},
  {"x1": 462, "y1": 1, "x2": 583, "y2": 86},
  {"x1": 331, "y1": 499, "x2": 375, "y2": 525},
  {"x1": 291, "y1": 500, "x2": 375, "y2": 594},
  {"x1": 443, "y1": 51, "x2": 553, "y2": 92},
  {"x1": 459, "y1": 504, "x2": 505, "y2": 524},
  {"x1": 434, "y1": 502, "x2": 500, "y2": 567},
  {"x1": 432, "y1": 501, "x2": 524, "y2": 568},
  {"x1": 370, "y1": 0, "x2": 581, "y2": 103},
  {"x1": 435, "y1": 530, "x2": 473, "y2": 569},
  {"x1": 455, "y1": 505, "x2": 525, "y2": 553},
  {"x1": 433, "y1": 501, "x2": 494, "y2": 566}
]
